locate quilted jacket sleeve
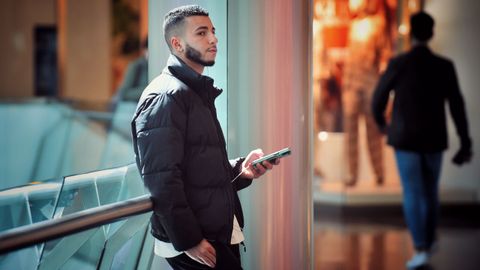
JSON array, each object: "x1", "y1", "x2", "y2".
[
  {"x1": 229, "y1": 158, "x2": 253, "y2": 191},
  {"x1": 133, "y1": 93, "x2": 203, "y2": 251}
]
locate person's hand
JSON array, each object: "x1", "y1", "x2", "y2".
[
  {"x1": 241, "y1": 149, "x2": 280, "y2": 179},
  {"x1": 452, "y1": 148, "x2": 472, "y2": 166},
  {"x1": 185, "y1": 239, "x2": 216, "y2": 268}
]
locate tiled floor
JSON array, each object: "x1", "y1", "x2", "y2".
[{"x1": 314, "y1": 206, "x2": 480, "y2": 270}]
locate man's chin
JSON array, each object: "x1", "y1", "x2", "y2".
[{"x1": 204, "y1": 61, "x2": 215, "y2": 67}]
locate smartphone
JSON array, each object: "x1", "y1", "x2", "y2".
[{"x1": 251, "y1": 147, "x2": 291, "y2": 167}]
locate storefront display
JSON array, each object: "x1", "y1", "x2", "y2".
[{"x1": 313, "y1": 0, "x2": 422, "y2": 196}]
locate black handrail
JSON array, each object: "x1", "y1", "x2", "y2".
[{"x1": 0, "y1": 194, "x2": 153, "y2": 254}]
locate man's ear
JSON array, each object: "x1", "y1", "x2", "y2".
[{"x1": 171, "y1": 36, "x2": 184, "y2": 53}]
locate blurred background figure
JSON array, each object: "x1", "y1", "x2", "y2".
[
  {"x1": 342, "y1": 0, "x2": 392, "y2": 187},
  {"x1": 111, "y1": 36, "x2": 148, "y2": 110},
  {"x1": 372, "y1": 11, "x2": 472, "y2": 269},
  {"x1": 318, "y1": 61, "x2": 344, "y2": 134}
]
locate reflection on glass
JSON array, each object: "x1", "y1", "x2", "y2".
[
  {"x1": 39, "y1": 227, "x2": 105, "y2": 270},
  {"x1": 37, "y1": 164, "x2": 150, "y2": 269},
  {"x1": 0, "y1": 177, "x2": 63, "y2": 270},
  {"x1": 315, "y1": 221, "x2": 415, "y2": 270},
  {"x1": 0, "y1": 178, "x2": 64, "y2": 233},
  {"x1": 0, "y1": 163, "x2": 150, "y2": 270}
]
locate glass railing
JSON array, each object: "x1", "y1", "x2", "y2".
[
  {"x1": 0, "y1": 163, "x2": 154, "y2": 270},
  {"x1": 0, "y1": 176, "x2": 63, "y2": 270},
  {"x1": 0, "y1": 99, "x2": 137, "y2": 191}
]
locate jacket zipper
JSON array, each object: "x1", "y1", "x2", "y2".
[{"x1": 206, "y1": 97, "x2": 234, "y2": 243}]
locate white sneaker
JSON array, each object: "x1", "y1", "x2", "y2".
[{"x1": 406, "y1": 251, "x2": 429, "y2": 269}]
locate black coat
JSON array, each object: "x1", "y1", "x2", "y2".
[
  {"x1": 131, "y1": 55, "x2": 252, "y2": 251},
  {"x1": 372, "y1": 46, "x2": 471, "y2": 152}
]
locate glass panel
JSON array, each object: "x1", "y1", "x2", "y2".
[
  {"x1": 0, "y1": 246, "x2": 40, "y2": 270},
  {"x1": 0, "y1": 164, "x2": 149, "y2": 269},
  {"x1": 34, "y1": 164, "x2": 148, "y2": 270},
  {"x1": 0, "y1": 100, "x2": 137, "y2": 191},
  {"x1": 0, "y1": 177, "x2": 64, "y2": 232},
  {"x1": 0, "y1": 177, "x2": 63, "y2": 270},
  {"x1": 36, "y1": 216, "x2": 152, "y2": 270},
  {"x1": 100, "y1": 103, "x2": 137, "y2": 169},
  {"x1": 38, "y1": 227, "x2": 105, "y2": 270},
  {"x1": 0, "y1": 102, "x2": 69, "y2": 190},
  {"x1": 97, "y1": 214, "x2": 151, "y2": 270}
]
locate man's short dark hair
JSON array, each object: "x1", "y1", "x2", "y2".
[
  {"x1": 410, "y1": 11, "x2": 435, "y2": 42},
  {"x1": 163, "y1": 5, "x2": 209, "y2": 52}
]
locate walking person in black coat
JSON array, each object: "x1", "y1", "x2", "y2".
[{"x1": 371, "y1": 11, "x2": 472, "y2": 269}]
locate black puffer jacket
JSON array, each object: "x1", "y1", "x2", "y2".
[{"x1": 131, "y1": 55, "x2": 252, "y2": 251}]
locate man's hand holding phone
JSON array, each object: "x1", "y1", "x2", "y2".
[{"x1": 241, "y1": 148, "x2": 290, "y2": 179}]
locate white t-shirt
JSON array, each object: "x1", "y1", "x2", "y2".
[{"x1": 154, "y1": 215, "x2": 245, "y2": 258}]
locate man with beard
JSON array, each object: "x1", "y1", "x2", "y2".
[{"x1": 131, "y1": 5, "x2": 279, "y2": 270}]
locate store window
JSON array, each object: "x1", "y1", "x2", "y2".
[{"x1": 313, "y1": 0, "x2": 422, "y2": 196}]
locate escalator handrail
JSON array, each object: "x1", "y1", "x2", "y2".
[{"x1": 0, "y1": 194, "x2": 153, "y2": 255}]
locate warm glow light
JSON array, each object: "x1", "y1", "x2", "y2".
[
  {"x1": 349, "y1": 0, "x2": 364, "y2": 13},
  {"x1": 351, "y1": 18, "x2": 373, "y2": 42},
  {"x1": 314, "y1": 2, "x2": 323, "y2": 18},
  {"x1": 318, "y1": 131, "x2": 329, "y2": 141},
  {"x1": 408, "y1": 0, "x2": 417, "y2": 11},
  {"x1": 315, "y1": 1, "x2": 335, "y2": 18},
  {"x1": 398, "y1": 24, "x2": 409, "y2": 35}
]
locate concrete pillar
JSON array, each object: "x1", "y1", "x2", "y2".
[{"x1": 57, "y1": 0, "x2": 111, "y2": 102}]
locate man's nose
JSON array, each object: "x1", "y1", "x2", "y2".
[{"x1": 209, "y1": 33, "x2": 218, "y2": 44}]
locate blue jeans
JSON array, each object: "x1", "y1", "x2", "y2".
[{"x1": 395, "y1": 149, "x2": 443, "y2": 251}]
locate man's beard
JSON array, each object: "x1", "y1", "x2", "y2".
[{"x1": 185, "y1": 44, "x2": 215, "y2": 67}]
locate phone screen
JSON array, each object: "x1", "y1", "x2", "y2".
[{"x1": 251, "y1": 148, "x2": 291, "y2": 166}]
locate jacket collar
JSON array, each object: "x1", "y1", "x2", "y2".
[
  {"x1": 411, "y1": 44, "x2": 432, "y2": 55},
  {"x1": 165, "y1": 55, "x2": 222, "y2": 101}
]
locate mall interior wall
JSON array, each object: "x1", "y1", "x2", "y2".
[
  {"x1": 0, "y1": 0, "x2": 55, "y2": 98},
  {"x1": 427, "y1": 0, "x2": 480, "y2": 198},
  {"x1": 0, "y1": 0, "x2": 112, "y2": 103},
  {"x1": 57, "y1": 0, "x2": 111, "y2": 103}
]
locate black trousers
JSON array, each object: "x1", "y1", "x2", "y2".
[{"x1": 166, "y1": 243, "x2": 242, "y2": 270}]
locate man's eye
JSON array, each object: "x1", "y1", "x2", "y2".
[{"x1": 198, "y1": 32, "x2": 206, "y2": 36}]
